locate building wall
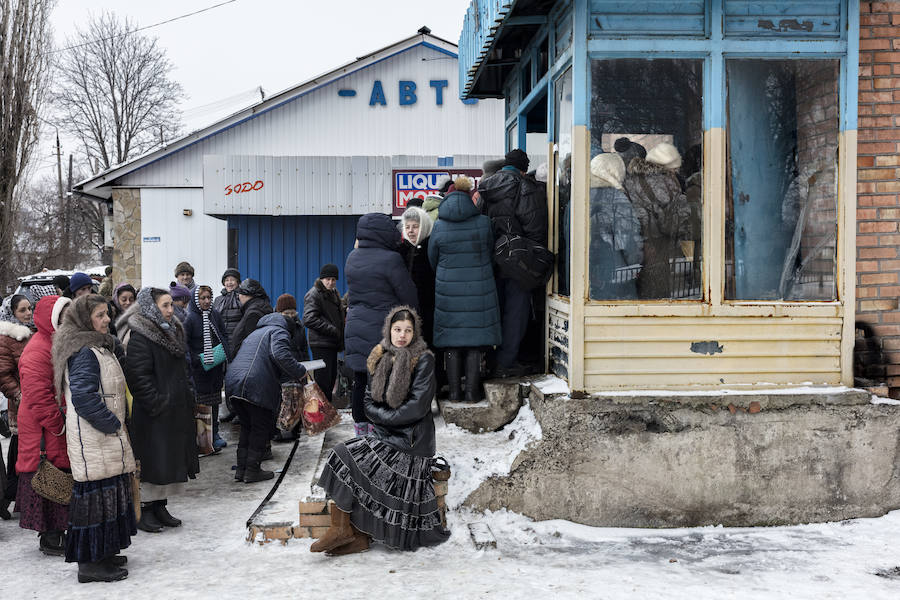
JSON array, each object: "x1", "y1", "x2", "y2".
[
  {"x1": 139, "y1": 188, "x2": 228, "y2": 290},
  {"x1": 856, "y1": 1, "x2": 900, "y2": 396},
  {"x1": 111, "y1": 188, "x2": 141, "y2": 288}
]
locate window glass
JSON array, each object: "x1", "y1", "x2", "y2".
[
  {"x1": 507, "y1": 122, "x2": 519, "y2": 153},
  {"x1": 555, "y1": 13, "x2": 572, "y2": 59},
  {"x1": 725, "y1": 59, "x2": 838, "y2": 301},
  {"x1": 588, "y1": 59, "x2": 703, "y2": 300},
  {"x1": 555, "y1": 67, "x2": 573, "y2": 296}
]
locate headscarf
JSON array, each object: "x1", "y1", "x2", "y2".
[
  {"x1": 401, "y1": 206, "x2": 433, "y2": 245},
  {"x1": 0, "y1": 294, "x2": 36, "y2": 332},
  {"x1": 113, "y1": 283, "x2": 136, "y2": 310},
  {"x1": 366, "y1": 306, "x2": 430, "y2": 409},
  {"x1": 137, "y1": 286, "x2": 172, "y2": 331},
  {"x1": 51, "y1": 294, "x2": 116, "y2": 396},
  {"x1": 192, "y1": 285, "x2": 216, "y2": 365}
]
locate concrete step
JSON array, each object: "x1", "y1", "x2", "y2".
[{"x1": 439, "y1": 379, "x2": 527, "y2": 433}]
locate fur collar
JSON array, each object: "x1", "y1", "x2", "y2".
[
  {"x1": 0, "y1": 320, "x2": 33, "y2": 342},
  {"x1": 366, "y1": 305, "x2": 432, "y2": 408},
  {"x1": 627, "y1": 156, "x2": 671, "y2": 176},
  {"x1": 314, "y1": 279, "x2": 341, "y2": 303},
  {"x1": 127, "y1": 312, "x2": 186, "y2": 357}
]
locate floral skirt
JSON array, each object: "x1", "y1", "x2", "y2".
[
  {"x1": 16, "y1": 471, "x2": 69, "y2": 533},
  {"x1": 65, "y1": 474, "x2": 137, "y2": 563},
  {"x1": 317, "y1": 436, "x2": 450, "y2": 551}
]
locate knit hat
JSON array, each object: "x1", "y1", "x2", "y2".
[
  {"x1": 237, "y1": 278, "x2": 268, "y2": 299},
  {"x1": 174, "y1": 261, "x2": 195, "y2": 277},
  {"x1": 590, "y1": 153, "x2": 626, "y2": 189},
  {"x1": 221, "y1": 268, "x2": 241, "y2": 284},
  {"x1": 275, "y1": 294, "x2": 297, "y2": 313},
  {"x1": 168, "y1": 282, "x2": 191, "y2": 301},
  {"x1": 504, "y1": 149, "x2": 529, "y2": 172},
  {"x1": 646, "y1": 142, "x2": 683, "y2": 170},
  {"x1": 319, "y1": 263, "x2": 339, "y2": 280},
  {"x1": 69, "y1": 272, "x2": 93, "y2": 294},
  {"x1": 614, "y1": 137, "x2": 647, "y2": 165},
  {"x1": 482, "y1": 158, "x2": 505, "y2": 178}
]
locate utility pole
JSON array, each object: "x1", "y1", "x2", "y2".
[
  {"x1": 56, "y1": 132, "x2": 66, "y2": 260},
  {"x1": 66, "y1": 154, "x2": 73, "y2": 260}
]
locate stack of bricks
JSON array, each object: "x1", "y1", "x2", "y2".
[
  {"x1": 295, "y1": 499, "x2": 332, "y2": 540},
  {"x1": 857, "y1": 2, "x2": 900, "y2": 397}
]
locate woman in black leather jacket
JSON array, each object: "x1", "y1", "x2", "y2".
[{"x1": 311, "y1": 306, "x2": 450, "y2": 555}]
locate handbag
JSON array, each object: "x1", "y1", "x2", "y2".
[
  {"x1": 493, "y1": 233, "x2": 555, "y2": 290},
  {"x1": 31, "y1": 433, "x2": 73, "y2": 505},
  {"x1": 277, "y1": 382, "x2": 305, "y2": 431},
  {"x1": 200, "y1": 344, "x2": 227, "y2": 371},
  {"x1": 300, "y1": 374, "x2": 341, "y2": 436}
]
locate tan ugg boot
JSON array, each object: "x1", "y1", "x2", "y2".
[
  {"x1": 310, "y1": 506, "x2": 355, "y2": 553},
  {"x1": 326, "y1": 531, "x2": 370, "y2": 556}
]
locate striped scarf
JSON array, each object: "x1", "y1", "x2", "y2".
[{"x1": 193, "y1": 286, "x2": 214, "y2": 364}]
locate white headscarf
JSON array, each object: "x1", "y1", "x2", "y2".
[{"x1": 401, "y1": 206, "x2": 434, "y2": 246}]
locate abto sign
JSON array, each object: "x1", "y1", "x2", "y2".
[{"x1": 392, "y1": 169, "x2": 483, "y2": 217}]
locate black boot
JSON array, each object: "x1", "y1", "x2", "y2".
[
  {"x1": 137, "y1": 504, "x2": 163, "y2": 533},
  {"x1": 153, "y1": 500, "x2": 182, "y2": 527},
  {"x1": 464, "y1": 350, "x2": 483, "y2": 403},
  {"x1": 104, "y1": 555, "x2": 127, "y2": 567},
  {"x1": 0, "y1": 499, "x2": 11, "y2": 520},
  {"x1": 234, "y1": 448, "x2": 248, "y2": 482},
  {"x1": 261, "y1": 443, "x2": 273, "y2": 461},
  {"x1": 243, "y1": 450, "x2": 274, "y2": 483},
  {"x1": 445, "y1": 350, "x2": 463, "y2": 402},
  {"x1": 78, "y1": 560, "x2": 128, "y2": 583},
  {"x1": 38, "y1": 530, "x2": 65, "y2": 556}
]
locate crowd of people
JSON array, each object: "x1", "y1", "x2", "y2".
[{"x1": 0, "y1": 147, "x2": 550, "y2": 576}]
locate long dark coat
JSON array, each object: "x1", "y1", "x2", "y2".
[
  {"x1": 229, "y1": 296, "x2": 272, "y2": 360},
  {"x1": 428, "y1": 190, "x2": 501, "y2": 349},
  {"x1": 123, "y1": 316, "x2": 199, "y2": 486},
  {"x1": 213, "y1": 289, "x2": 242, "y2": 340},
  {"x1": 302, "y1": 279, "x2": 345, "y2": 350},
  {"x1": 397, "y1": 239, "x2": 436, "y2": 347},
  {"x1": 343, "y1": 213, "x2": 418, "y2": 372},
  {"x1": 183, "y1": 299, "x2": 229, "y2": 398},
  {"x1": 478, "y1": 167, "x2": 548, "y2": 244}
]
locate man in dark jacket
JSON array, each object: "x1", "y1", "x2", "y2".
[
  {"x1": 228, "y1": 279, "x2": 273, "y2": 361},
  {"x1": 302, "y1": 263, "x2": 345, "y2": 402},
  {"x1": 478, "y1": 149, "x2": 549, "y2": 376},
  {"x1": 225, "y1": 313, "x2": 307, "y2": 482}
]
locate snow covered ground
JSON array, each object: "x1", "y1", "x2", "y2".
[{"x1": 3, "y1": 404, "x2": 900, "y2": 599}]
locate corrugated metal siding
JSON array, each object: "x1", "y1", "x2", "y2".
[
  {"x1": 591, "y1": 0, "x2": 708, "y2": 36},
  {"x1": 458, "y1": 0, "x2": 515, "y2": 97},
  {"x1": 229, "y1": 215, "x2": 358, "y2": 301},
  {"x1": 582, "y1": 315, "x2": 843, "y2": 388},
  {"x1": 203, "y1": 154, "x2": 495, "y2": 216},
  {"x1": 723, "y1": 0, "x2": 842, "y2": 37},
  {"x1": 117, "y1": 45, "x2": 504, "y2": 188}
]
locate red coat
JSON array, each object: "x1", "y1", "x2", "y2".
[
  {"x1": 16, "y1": 296, "x2": 69, "y2": 473},
  {"x1": 0, "y1": 318, "x2": 32, "y2": 432}
]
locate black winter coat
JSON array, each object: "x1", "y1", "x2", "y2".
[
  {"x1": 397, "y1": 239, "x2": 436, "y2": 347},
  {"x1": 303, "y1": 279, "x2": 345, "y2": 350},
  {"x1": 183, "y1": 301, "x2": 229, "y2": 397},
  {"x1": 124, "y1": 319, "x2": 199, "y2": 486},
  {"x1": 365, "y1": 352, "x2": 437, "y2": 457},
  {"x1": 479, "y1": 167, "x2": 549, "y2": 245},
  {"x1": 224, "y1": 313, "x2": 307, "y2": 413},
  {"x1": 229, "y1": 296, "x2": 273, "y2": 360},
  {"x1": 344, "y1": 214, "x2": 418, "y2": 372},
  {"x1": 214, "y1": 290, "x2": 242, "y2": 339},
  {"x1": 428, "y1": 191, "x2": 501, "y2": 348}
]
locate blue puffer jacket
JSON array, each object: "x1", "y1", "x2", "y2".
[
  {"x1": 224, "y1": 313, "x2": 307, "y2": 412},
  {"x1": 344, "y1": 213, "x2": 418, "y2": 372},
  {"x1": 428, "y1": 190, "x2": 501, "y2": 348},
  {"x1": 183, "y1": 293, "x2": 229, "y2": 397}
]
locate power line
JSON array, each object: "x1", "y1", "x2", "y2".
[{"x1": 49, "y1": 0, "x2": 239, "y2": 55}]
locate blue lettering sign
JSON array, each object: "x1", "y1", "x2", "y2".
[
  {"x1": 430, "y1": 80, "x2": 448, "y2": 105},
  {"x1": 398, "y1": 80, "x2": 417, "y2": 106},
  {"x1": 369, "y1": 80, "x2": 386, "y2": 106}
]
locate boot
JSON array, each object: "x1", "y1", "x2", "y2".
[
  {"x1": 464, "y1": 350, "x2": 483, "y2": 403},
  {"x1": 326, "y1": 530, "x2": 370, "y2": 556},
  {"x1": 78, "y1": 560, "x2": 128, "y2": 583},
  {"x1": 310, "y1": 506, "x2": 355, "y2": 553},
  {"x1": 234, "y1": 448, "x2": 248, "y2": 481},
  {"x1": 137, "y1": 504, "x2": 163, "y2": 533},
  {"x1": 103, "y1": 555, "x2": 127, "y2": 567},
  {"x1": 243, "y1": 450, "x2": 274, "y2": 483},
  {"x1": 261, "y1": 444, "x2": 273, "y2": 461},
  {"x1": 38, "y1": 531, "x2": 65, "y2": 556},
  {"x1": 153, "y1": 500, "x2": 182, "y2": 527},
  {"x1": 445, "y1": 350, "x2": 463, "y2": 402}
]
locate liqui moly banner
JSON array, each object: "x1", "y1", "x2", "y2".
[{"x1": 391, "y1": 169, "x2": 483, "y2": 217}]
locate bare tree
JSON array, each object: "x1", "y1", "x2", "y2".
[
  {"x1": 0, "y1": 0, "x2": 54, "y2": 288},
  {"x1": 54, "y1": 11, "x2": 184, "y2": 172}
]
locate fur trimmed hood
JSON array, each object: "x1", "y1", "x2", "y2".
[
  {"x1": 0, "y1": 320, "x2": 33, "y2": 342},
  {"x1": 627, "y1": 156, "x2": 672, "y2": 177},
  {"x1": 366, "y1": 305, "x2": 432, "y2": 408}
]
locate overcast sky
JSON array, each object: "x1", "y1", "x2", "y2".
[{"x1": 36, "y1": 0, "x2": 473, "y2": 177}]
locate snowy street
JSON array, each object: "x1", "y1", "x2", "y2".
[{"x1": 3, "y1": 405, "x2": 900, "y2": 599}]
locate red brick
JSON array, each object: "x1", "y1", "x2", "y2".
[
  {"x1": 858, "y1": 194, "x2": 899, "y2": 206},
  {"x1": 859, "y1": 116, "x2": 894, "y2": 128},
  {"x1": 877, "y1": 180, "x2": 900, "y2": 192},
  {"x1": 874, "y1": 325, "x2": 900, "y2": 337},
  {"x1": 894, "y1": 14, "x2": 900, "y2": 25},
  {"x1": 856, "y1": 311, "x2": 880, "y2": 324},
  {"x1": 860, "y1": 246, "x2": 897, "y2": 258},
  {"x1": 859, "y1": 156, "x2": 877, "y2": 167},
  {"x1": 858, "y1": 208, "x2": 879, "y2": 219},
  {"x1": 861, "y1": 272, "x2": 899, "y2": 285},
  {"x1": 863, "y1": 38, "x2": 893, "y2": 51},
  {"x1": 861, "y1": 299, "x2": 900, "y2": 311},
  {"x1": 858, "y1": 167, "x2": 892, "y2": 179},
  {"x1": 858, "y1": 260, "x2": 880, "y2": 272},
  {"x1": 882, "y1": 338, "x2": 900, "y2": 350},
  {"x1": 860, "y1": 221, "x2": 899, "y2": 232},
  {"x1": 748, "y1": 401, "x2": 762, "y2": 414},
  {"x1": 858, "y1": 286, "x2": 880, "y2": 298},
  {"x1": 871, "y1": 26, "x2": 900, "y2": 38},
  {"x1": 880, "y1": 310, "x2": 900, "y2": 321},
  {"x1": 872, "y1": 3, "x2": 900, "y2": 13},
  {"x1": 875, "y1": 64, "x2": 894, "y2": 75},
  {"x1": 861, "y1": 67, "x2": 874, "y2": 79},
  {"x1": 859, "y1": 182, "x2": 877, "y2": 194},
  {"x1": 860, "y1": 142, "x2": 898, "y2": 154},
  {"x1": 879, "y1": 285, "x2": 900, "y2": 296},
  {"x1": 858, "y1": 233, "x2": 881, "y2": 247},
  {"x1": 875, "y1": 155, "x2": 900, "y2": 166},
  {"x1": 880, "y1": 234, "x2": 900, "y2": 245},
  {"x1": 880, "y1": 206, "x2": 900, "y2": 218},
  {"x1": 873, "y1": 52, "x2": 900, "y2": 63},
  {"x1": 864, "y1": 13, "x2": 891, "y2": 25},
  {"x1": 873, "y1": 77, "x2": 900, "y2": 89},
  {"x1": 881, "y1": 259, "x2": 900, "y2": 269},
  {"x1": 877, "y1": 126, "x2": 900, "y2": 138}
]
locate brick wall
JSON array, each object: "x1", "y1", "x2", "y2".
[{"x1": 857, "y1": 3, "x2": 900, "y2": 395}]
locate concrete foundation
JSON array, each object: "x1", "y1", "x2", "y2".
[
  {"x1": 465, "y1": 386, "x2": 900, "y2": 527},
  {"x1": 439, "y1": 380, "x2": 525, "y2": 433}
]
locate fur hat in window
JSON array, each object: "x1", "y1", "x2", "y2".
[
  {"x1": 646, "y1": 142, "x2": 683, "y2": 170},
  {"x1": 590, "y1": 153, "x2": 626, "y2": 189}
]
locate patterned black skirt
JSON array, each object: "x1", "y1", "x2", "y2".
[
  {"x1": 318, "y1": 436, "x2": 450, "y2": 551},
  {"x1": 65, "y1": 474, "x2": 137, "y2": 563}
]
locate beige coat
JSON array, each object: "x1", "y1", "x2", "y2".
[{"x1": 65, "y1": 347, "x2": 136, "y2": 482}]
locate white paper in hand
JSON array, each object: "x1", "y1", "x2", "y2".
[{"x1": 300, "y1": 359, "x2": 326, "y2": 372}]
